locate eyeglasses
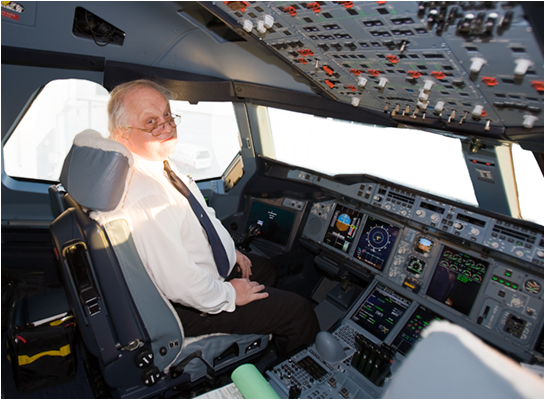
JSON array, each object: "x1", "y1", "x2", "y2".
[{"x1": 127, "y1": 114, "x2": 181, "y2": 137}]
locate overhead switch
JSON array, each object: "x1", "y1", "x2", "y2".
[
  {"x1": 358, "y1": 77, "x2": 368, "y2": 88},
  {"x1": 351, "y1": 97, "x2": 360, "y2": 107},
  {"x1": 418, "y1": 90, "x2": 429, "y2": 101},
  {"x1": 514, "y1": 59, "x2": 534, "y2": 76},
  {"x1": 378, "y1": 77, "x2": 389, "y2": 89},
  {"x1": 470, "y1": 57, "x2": 487, "y2": 73},
  {"x1": 243, "y1": 19, "x2": 253, "y2": 33},
  {"x1": 472, "y1": 105, "x2": 484, "y2": 118},
  {"x1": 423, "y1": 79, "x2": 434, "y2": 92},
  {"x1": 434, "y1": 101, "x2": 445, "y2": 113},
  {"x1": 257, "y1": 20, "x2": 266, "y2": 33},
  {"x1": 263, "y1": 14, "x2": 274, "y2": 29},
  {"x1": 522, "y1": 115, "x2": 538, "y2": 129}
]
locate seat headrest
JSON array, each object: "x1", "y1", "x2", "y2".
[{"x1": 60, "y1": 129, "x2": 134, "y2": 212}]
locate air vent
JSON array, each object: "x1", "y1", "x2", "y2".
[{"x1": 73, "y1": 7, "x2": 125, "y2": 46}]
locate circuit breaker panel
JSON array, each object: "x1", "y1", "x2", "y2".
[{"x1": 202, "y1": 1, "x2": 543, "y2": 137}]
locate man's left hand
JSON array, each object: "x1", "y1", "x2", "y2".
[{"x1": 236, "y1": 249, "x2": 252, "y2": 279}]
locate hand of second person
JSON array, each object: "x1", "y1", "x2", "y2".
[{"x1": 230, "y1": 278, "x2": 268, "y2": 306}]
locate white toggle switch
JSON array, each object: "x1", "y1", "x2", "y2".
[
  {"x1": 434, "y1": 101, "x2": 445, "y2": 113},
  {"x1": 417, "y1": 100, "x2": 429, "y2": 110},
  {"x1": 351, "y1": 97, "x2": 360, "y2": 107},
  {"x1": 378, "y1": 77, "x2": 389, "y2": 89},
  {"x1": 522, "y1": 114, "x2": 538, "y2": 129},
  {"x1": 472, "y1": 105, "x2": 484, "y2": 118},
  {"x1": 358, "y1": 77, "x2": 368, "y2": 87},
  {"x1": 514, "y1": 59, "x2": 534, "y2": 76},
  {"x1": 263, "y1": 14, "x2": 274, "y2": 29},
  {"x1": 419, "y1": 90, "x2": 429, "y2": 101},
  {"x1": 423, "y1": 79, "x2": 434, "y2": 92},
  {"x1": 256, "y1": 20, "x2": 266, "y2": 33},
  {"x1": 470, "y1": 57, "x2": 487, "y2": 73},
  {"x1": 243, "y1": 19, "x2": 253, "y2": 33}
]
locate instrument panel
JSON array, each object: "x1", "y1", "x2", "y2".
[
  {"x1": 204, "y1": 1, "x2": 544, "y2": 136},
  {"x1": 301, "y1": 196, "x2": 542, "y2": 350},
  {"x1": 246, "y1": 159, "x2": 543, "y2": 398},
  {"x1": 265, "y1": 167, "x2": 543, "y2": 397}
]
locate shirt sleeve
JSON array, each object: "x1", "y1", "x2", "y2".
[{"x1": 127, "y1": 192, "x2": 237, "y2": 314}]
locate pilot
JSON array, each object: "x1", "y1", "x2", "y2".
[{"x1": 106, "y1": 79, "x2": 320, "y2": 355}]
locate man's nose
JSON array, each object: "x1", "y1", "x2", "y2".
[{"x1": 162, "y1": 119, "x2": 174, "y2": 134}]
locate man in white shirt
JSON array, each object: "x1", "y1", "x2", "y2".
[{"x1": 106, "y1": 79, "x2": 320, "y2": 355}]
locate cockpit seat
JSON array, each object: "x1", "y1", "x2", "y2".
[
  {"x1": 382, "y1": 320, "x2": 543, "y2": 399},
  {"x1": 49, "y1": 130, "x2": 269, "y2": 398}
]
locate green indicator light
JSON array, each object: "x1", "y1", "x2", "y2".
[
  {"x1": 506, "y1": 282, "x2": 511, "y2": 286},
  {"x1": 505, "y1": 272, "x2": 511, "y2": 277},
  {"x1": 493, "y1": 276, "x2": 498, "y2": 281},
  {"x1": 513, "y1": 285, "x2": 518, "y2": 289},
  {"x1": 499, "y1": 280, "x2": 505, "y2": 284}
]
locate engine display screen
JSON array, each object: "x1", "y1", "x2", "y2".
[
  {"x1": 351, "y1": 283, "x2": 412, "y2": 341},
  {"x1": 323, "y1": 204, "x2": 364, "y2": 253},
  {"x1": 247, "y1": 201, "x2": 296, "y2": 247},
  {"x1": 391, "y1": 305, "x2": 444, "y2": 356},
  {"x1": 426, "y1": 246, "x2": 489, "y2": 316},
  {"x1": 354, "y1": 217, "x2": 400, "y2": 270}
]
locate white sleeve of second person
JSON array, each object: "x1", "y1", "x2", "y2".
[{"x1": 127, "y1": 193, "x2": 237, "y2": 314}]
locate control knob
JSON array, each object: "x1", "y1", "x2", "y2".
[
  {"x1": 373, "y1": 195, "x2": 383, "y2": 202},
  {"x1": 416, "y1": 210, "x2": 426, "y2": 218},
  {"x1": 453, "y1": 222, "x2": 464, "y2": 230},
  {"x1": 537, "y1": 250, "x2": 544, "y2": 259},
  {"x1": 491, "y1": 242, "x2": 499, "y2": 249},
  {"x1": 470, "y1": 227, "x2": 480, "y2": 236},
  {"x1": 431, "y1": 214, "x2": 441, "y2": 223}
]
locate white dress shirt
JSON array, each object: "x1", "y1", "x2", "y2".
[{"x1": 96, "y1": 155, "x2": 237, "y2": 314}]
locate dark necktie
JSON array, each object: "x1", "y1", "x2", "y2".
[{"x1": 163, "y1": 160, "x2": 230, "y2": 278}]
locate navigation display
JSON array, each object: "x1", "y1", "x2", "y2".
[
  {"x1": 351, "y1": 283, "x2": 412, "y2": 341},
  {"x1": 354, "y1": 217, "x2": 400, "y2": 270},
  {"x1": 247, "y1": 201, "x2": 296, "y2": 247},
  {"x1": 323, "y1": 204, "x2": 364, "y2": 253},
  {"x1": 426, "y1": 246, "x2": 489, "y2": 316},
  {"x1": 391, "y1": 305, "x2": 444, "y2": 356}
]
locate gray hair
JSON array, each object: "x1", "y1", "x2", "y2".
[{"x1": 107, "y1": 79, "x2": 176, "y2": 139}]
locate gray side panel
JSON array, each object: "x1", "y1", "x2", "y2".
[{"x1": 105, "y1": 219, "x2": 183, "y2": 371}]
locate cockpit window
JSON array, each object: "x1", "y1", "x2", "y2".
[
  {"x1": 265, "y1": 107, "x2": 479, "y2": 207},
  {"x1": 2, "y1": 79, "x2": 241, "y2": 182},
  {"x1": 3, "y1": 79, "x2": 110, "y2": 181}
]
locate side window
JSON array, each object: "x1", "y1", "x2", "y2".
[
  {"x1": 3, "y1": 79, "x2": 110, "y2": 181},
  {"x1": 169, "y1": 101, "x2": 241, "y2": 182},
  {"x1": 2, "y1": 79, "x2": 241, "y2": 182}
]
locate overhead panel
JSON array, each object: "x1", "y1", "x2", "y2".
[{"x1": 201, "y1": 1, "x2": 543, "y2": 137}]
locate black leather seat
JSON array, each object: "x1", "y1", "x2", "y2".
[{"x1": 49, "y1": 129, "x2": 269, "y2": 398}]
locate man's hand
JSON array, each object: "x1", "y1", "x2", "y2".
[
  {"x1": 235, "y1": 249, "x2": 252, "y2": 279},
  {"x1": 230, "y1": 278, "x2": 268, "y2": 306}
]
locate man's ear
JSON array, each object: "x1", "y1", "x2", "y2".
[{"x1": 113, "y1": 129, "x2": 131, "y2": 148}]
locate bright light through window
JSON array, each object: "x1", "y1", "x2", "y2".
[
  {"x1": 3, "y1": 79, "x2": 241, "y2": 183},
  {"x1": 512, "y1": 144, "x2": 544, "y2": 226},
  {"x1": 267, "y1": 107, "x2": 478, "y2": 207}
]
